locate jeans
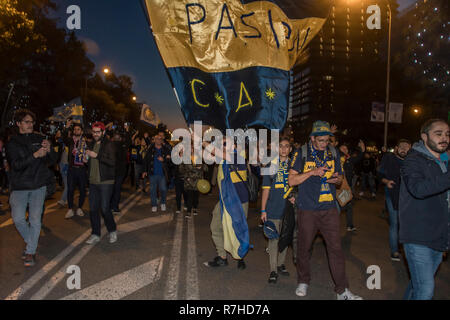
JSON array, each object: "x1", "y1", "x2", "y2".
[
  {"x1": 134, "y1": 164, "x2": 144, "y2": 189},
  {"x1": 60, "y1": 166, "x2": 68, "y2": 202},
  {"x1": 110, "y1": 174, "x2": 126, "y2": 211},
  {"x1": 360, "y1": 172, "x2": 376, "y2": 194},
  {"x1": 89, "y1": 184, "x2": 116, "y2": 236},
  {"x1": 174, "y1": 177, "x2": 187, "y2": 211},
  {"x1": 67, "y1": 166, "x2": 87, "y2": 209},
  {"x1": 386, "y1": 195, "x2": 399, "y2": 255},
  {"x1": 403, "y1": 243, "x2": 443, "y2": 300},
  {"x1": 341, "y1": 201, "x2": 354, "y2": 228},
  {"x1": 149, "y1": 175, "x2": 167, "y2": 207},
  {"x1": 10, "y1": 186, "x2": 47, "y2": 255}
]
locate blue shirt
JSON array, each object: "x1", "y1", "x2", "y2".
[
  {"x1": 291, "y1": 145, "x2": 342, "y2": 211},
  {"x1": 153, "y1": 147, "x2": 164, "y2": 176},
  {"x1": 262, "y1": 159, "x2": 290, "y2": 219}
]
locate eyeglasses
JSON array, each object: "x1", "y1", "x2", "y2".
[{"x1": 92, "y1": 130, "x2": 102, "y2": 134}]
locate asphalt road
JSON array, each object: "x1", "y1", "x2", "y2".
[{"x1": 1, "y1": 183, "x2": 449, "y2": 300}]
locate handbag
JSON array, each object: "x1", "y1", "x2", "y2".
[{"x1": 336, "y1": 175, "x2": 353, "y2": 207}]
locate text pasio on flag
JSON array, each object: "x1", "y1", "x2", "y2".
[{"x1": 143, "y1": 0, "x2": 330, "y2": 130}]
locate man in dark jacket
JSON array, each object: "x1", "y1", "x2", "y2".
[
  {"x1": 110, "y1": 130, "x2": 131, "y2": 215},
  {"x1": 84, "y1": 122, "x2": 117, "y2": 245},
  {"x1": 142, "y1": 134, "x2": 171, "y2": 212},
  {"x1": 399, "y1": 119, "x2": 449, "y2": 300},
  {"x1": 378, "y1": 139, "x2": 411, "y2": 261},
  {"x1": 7, "y1": 109, "x2": 58, "y2": 267}
]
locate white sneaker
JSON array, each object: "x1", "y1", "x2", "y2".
[
  {"x1": 65, "y1": 209, "x2": 74, "y2": 219},
  {"x1": 85, "y1": 234, "x2": 100, "y2": 245},
  {"x1": 57, "y1": 200, "x2": 67, "y2": 206},
  {"x1": 109, "y1": 231, "x2": 117, "y2": 244},
  {"x1": 183, "y1": 207, "x2": 188, "y2": 211},
  {"x1": 152, "y1": 206, "x2": 157, "y2": 212},
  {"x1": 176, "y1": 210, "x2": 181, "y2": 214},
  {"x1": 161, "y1": 204, "x2": 166, "y2": 212},
  {"x1": 337, "y1": 288, "x2": 363, "y2": 300},
  {"x1": 76, "y1": 208, "x2": 84, "y2": 217},
  {"x1": 371, "y1": 192, "x2": 376, "y2": 198},
  {"x1": 358, "y1": 192, "x2": 364, "y2": 197},
  {"x1": 295, "y1": 283, "x2": 308, "y2": 297}
]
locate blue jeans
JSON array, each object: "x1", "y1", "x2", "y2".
[
  {"x1": 385, "y1": 195, "x2": 399, "y2": 255},
  {"x1": 10, "y1": 186, "x2": 47, "y2": 255},
  {"x1": 149, "y1": 175, "x2": 167, "y2": 207},
  {"x1": 403, "y1": 243, "x2": 443, "y2": 300},
  {"x1": 60, "y1": 168, "x2": 68, "y2": 202}
]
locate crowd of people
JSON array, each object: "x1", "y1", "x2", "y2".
[{"x1": 3, "y1": 108, "x2": 449, "y2": 300}]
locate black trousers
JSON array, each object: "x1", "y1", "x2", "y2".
[
  {"x1": 67, "y1": 166, "x2": 87, "y2": 209},
  {"x1": 89, "y1": 184, "x2": 116, "y2": 236},
  {"x1": 186, "y1": 190, "x2": 199, "y2": 213},
  {"x1": 175, "y1": 178, "x2": 187, "y2": 211},
  {"x1": 110, "y1": 174, "x2": 126, "y2": 211}
]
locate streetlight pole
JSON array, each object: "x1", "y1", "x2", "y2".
[{"x1": 383, "y1": 3, "x2": 392, "y2": 150}]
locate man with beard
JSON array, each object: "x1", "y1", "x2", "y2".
[
  {"x1": 400, "y1": 119, "x2": 449, "y2": 300},
  {"x1": 63, "y1": 119, "x2": 88, "y2": 219},
  {"x1": 84, "y1": 122, "x2": 117, "y2": 244},
  {"x1": 378, "y1": 139, "x2": 411, "y2": 261}
]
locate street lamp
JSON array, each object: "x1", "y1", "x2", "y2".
[
  {"x1": 132, "y1": 96, "x2": 137, "y2": 102},
  {"x1": 383, "y1": 2, "x2": 392, "y2": 150},
  {"x1": 103, "y1": 67, "x2": 110, "y2": 74}
]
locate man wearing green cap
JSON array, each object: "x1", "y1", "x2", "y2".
[{"x1": 288, "y1": 121, "x2": 363, "y2": 300}]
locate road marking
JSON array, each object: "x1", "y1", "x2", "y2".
[
  {"x1": 118, "y1": 214, "x2": 173, "y2": 234},
  {"x1": 60, "y1": 257, "x2": 164, "y2": 300},
  {"x1": 186, "y1": 216, "x2": 199, "y2": 300},
  {"x1": 163, "y1": 214, "x2": 183, "y2": 300},
  {"x1": 5, "y1": 192, "x2": 140, "y2": 300}
]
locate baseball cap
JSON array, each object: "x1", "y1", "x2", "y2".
[
  {"x1": 310, "y1": 121, "x2": 334, "y2": 137},
  {"x1": 263, "y1": 220, "x2": 279, "y2": 239}
]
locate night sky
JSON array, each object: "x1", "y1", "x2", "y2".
[{"x1": 52, "y1": 0, "x2": 417, "y2": 130}]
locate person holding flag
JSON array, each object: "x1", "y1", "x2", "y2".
[{"x1": 203, "y1": 136, "x2": 250, "y2": 270}]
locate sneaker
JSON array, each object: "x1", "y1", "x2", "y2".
[
  {"x1": 371, "y1": 192, "x2": 376, "y2": 198},
  {"x1": 23, "y1": 254, "x2": 36, "y2": 267},
  {"x1": 391, "y1": 252, "x2": 401, "y2": 262},
  {"x1": 268, "y1": 271, "x2": 278, "y2": 284},
  {"x1": 161, "y1": 204, "x2": 166, "y2": 212},
  {"x1": 193, "y1": 209, "x2": 198, "y2": 215},
  {"x1": 85, "y1": 234, "x2": 100, "y2": 245},
  {"x1": 112, "y1": 209, "x2": 121, "y2": 216},
  {"x1": 109, "y1": 231, "x2": 117, "y2": 244},
  {"x1": 258, "y1": 222, "x2": 264, "y2": 228},
  {"x1": 277, "y1": 265, "x2": 290, "y2": 276},
  {"x1": 185, "y1": 214, "x2": 191, "y2": 219},
  {"x1": 237, "y1": 259, "x2": 246, "y2": 270},
  {"x1": 358, "y1": 192, "x2": 364, "y2": 197},
  {"x1": 21, "y1": 250, "x2": 27, "y2": 260},
  {"x1": 265, "y1": 247, "x2": 269, "y2": 254},
  {"x1": 57, "y1": 200, "x2": 67, "y2": 206},
  {"x1": 183, "y1": 207, "x2": 188, "y2": 211},
  {"x1": 176, "y1": 210, "x2": 181, "y2": 214},
  {"x1": 347, "y1": 226, "x2": 357, "y2": 232},
  {"x1": 76, "y1": 208, "x2": 84, "y2": 217},
  {"x1": 337, "y1": 288, "x2": 363, "y2": 300},
  {"x1": 152, "y1": 206, "x2": 157, "y2": 213},
  {"x1": 295, "y1": 283, "x2": 309, "y2": 297},
  {"x1": 65, "y1": 209, "x2": 74, "y2": 219},
  {"x1": 204, "y1": 256, "x2": 228, "y2": 267}
]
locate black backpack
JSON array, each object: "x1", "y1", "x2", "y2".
[{"x1": 231, "y1": 164, "x2": 259, "y2": 203}]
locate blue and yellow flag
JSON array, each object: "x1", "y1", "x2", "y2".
[
  {"x1": 217, "y1": 161, "x2": 250, "y2": 259},
  {"x1": 48, "y1": 97, "x2": 83, "y2": 124},
  {"x1": 143, "y1": 0, "x2": 330, "y2": 130}
]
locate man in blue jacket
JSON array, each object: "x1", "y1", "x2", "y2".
[{"x1": 399, "y1": 119, "x2": 450, "y2": 300}]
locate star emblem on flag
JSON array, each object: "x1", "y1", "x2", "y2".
[
  {"x1": 215, "y1": 92, "x2": 224, "y2": 105},
  {"x1": 265, "y1": 88, "x2": 276, "y2": 100}
]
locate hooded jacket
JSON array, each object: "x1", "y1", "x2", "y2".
[
  {"x1": 399, "y1": 141, "x2": 450, "y2": 252},
  {"x1": 7, "y1": 133, "x2": 58, "y2": 191}
]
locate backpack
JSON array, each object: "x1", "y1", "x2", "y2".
[{"x1": 231, "y1": 163, "x2": 259, "y2": 203}]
